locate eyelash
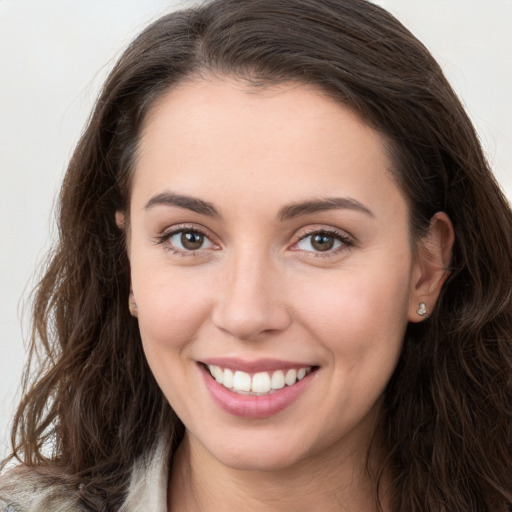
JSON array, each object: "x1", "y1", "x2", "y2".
[
  {"x1": 155, "y1": 225, "x2": 354, "y2": 258},
  {"x1": 293, "y1": 227, "x2": 354, "y2": 258},
  {"x1": 154, "y1": 225, "x2": 218, "y2": 257}
]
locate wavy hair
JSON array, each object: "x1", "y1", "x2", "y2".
[{"x1": 4, "y1": 0, "x2": 512, "y2": 510}]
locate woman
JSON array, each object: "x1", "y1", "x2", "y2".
[{"x1": 1, "y1": 0, "x2": 511, "y2": 510}]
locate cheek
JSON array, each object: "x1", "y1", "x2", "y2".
[
  {"x1": 294, "y1": 257, "x2": 413, "y2": 362},
  {"x1": 130, "y1": 266, "x2": 215, "y2": 417},
  {"x1": 291, "y1": 260, "x2": 412, "y2": 432},
  {"x1": 131, "y1": 265, "x2": 213, "y2": 355}
]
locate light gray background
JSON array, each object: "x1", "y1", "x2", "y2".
[{"x1": 1, "y1": 0, "x2": 511, "y2": 461}]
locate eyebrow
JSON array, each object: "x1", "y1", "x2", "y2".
[
  {"x1": 144, "y1": 191, "x2": 373, "y2": 220},
  {"x1": 277, "y1": 197, "x2": 374, "y2": 221},
  {"x1": 144, "y1": 192, "x2": 220, "y2": 217}
]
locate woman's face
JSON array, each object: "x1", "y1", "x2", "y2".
[{"x1": 126, "y1": 78, "x2": 425, "y2": 472}]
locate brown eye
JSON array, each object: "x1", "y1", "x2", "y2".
[
  {"x1": 180, "y1": 231, "x2": 204, "y2": 250},
  {"x1": 166, "y1": 229, "x2": 214, "y2": 252},
  {"x1": 296, "y1": 230, "x2": 348, "y2": 254},
  {"x1": 311, "y1": 234, "x2": 335, "y2": 251}
]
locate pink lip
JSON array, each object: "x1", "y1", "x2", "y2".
[
  {"x1": 201, "y1": 357, "x2": 314, "y2": 373},
  {"x1": 199, "y1": 363, "x2": 316, "y2": 419}
]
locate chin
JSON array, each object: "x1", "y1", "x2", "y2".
[
  {"x1": 213, "y1": 447, "x2": 306, "y2": 473},
  {"x1": 195, "y1": 427, "x2": 325, "y2": 473}
]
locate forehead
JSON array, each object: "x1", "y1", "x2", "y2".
[
  {"x1": 131, "y1": 77, "x2": 405, "y2": 222},
  {"x1": 139, "y1": 78, "x2": 381, "y2": 156}
]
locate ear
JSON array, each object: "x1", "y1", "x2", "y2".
[
  {"x1": 116, "y1": 210, "x2": 132, "y2": 258},
  {"x1": 115, "y1": 210, "x2": 125, "y2": 230},
  {"x1": 408, "y1": 212, "x2": 454, "y2": 322},
  {"x1": 116, "y1": 210, "x2": 136, "y2": 316},
  {"x1": 128, "y1": 284, "x2": 138, "y2": 318}
]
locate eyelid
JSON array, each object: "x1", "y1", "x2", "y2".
[
  {"x1": 155, "y1": 223, "x2": 220, "y2": 255},
  {"x1": 154, "y1": 223, "x2": 354, "y2": 258},
  {"x1": 290, "y1": 225, "x2": 354, "y2": 255}
]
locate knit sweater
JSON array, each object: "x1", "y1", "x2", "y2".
[{"x1": 0, "y1": 438, "x2": 169, "y2": 512}]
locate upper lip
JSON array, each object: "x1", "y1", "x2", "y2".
[{"x1": 200, "y1": 357, "x2": 316, "y2": 373}]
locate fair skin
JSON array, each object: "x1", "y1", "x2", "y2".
[{"x1": 118, "y1": 77, "x2": 453, "y2": 511}]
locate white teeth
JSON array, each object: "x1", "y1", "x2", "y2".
[
  {"x1": 251, "y1": 372, "x2": 271, "y2": 393},
  {"x1": 213, "y1": 365, "x2": 223, "y2": 383},
  {"x1": 206, "y1": 365, "x2": 312, "y2": 394},
  {"x1": 271, "y1": 370, "x2": 285, "y2": 390},
  {"x1": 223, "y1": 368, "x2": 234, "y2": 389},
  {"x1": 284, "y1": 369, "x2": 297, "y2": 386},
  {"x1": 233, "y1": 371, "x2": 251, "y2": 392}
]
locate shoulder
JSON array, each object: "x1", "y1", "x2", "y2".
[
  {"x1": 0, "y1": 498, "x2": 18, "y2": 512},
  {"x1": 0, "y1": 437, "x2": 170, "y2": 512},
  {"x1": 0, "y1": 503, "x2": 18, "y2": 512},
  {"x1": 0, "y1": 465, "x2": 92, "y2": 512},
  {"x1": 119, "y1": 436, "x2": 170, "y2": 512}
]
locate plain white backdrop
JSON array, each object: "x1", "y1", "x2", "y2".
[{"x1": 1, "y1": 0, "x2": 511, "y2": 461}]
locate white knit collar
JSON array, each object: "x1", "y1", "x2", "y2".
[{"x1": 120, "y1": 436, "x2": 170, "y2": 512}]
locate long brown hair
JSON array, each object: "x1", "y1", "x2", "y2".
[{"x1": 5, "y1": 1, "x2": 512, "y2": 510}]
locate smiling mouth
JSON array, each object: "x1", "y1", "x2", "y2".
[{"x1": 205, "y1": 364, "x2": 316, "y2": 396}]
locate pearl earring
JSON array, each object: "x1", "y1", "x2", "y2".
[{"x1": 416, "y1": 302, "x2": 427, "y2": 316}]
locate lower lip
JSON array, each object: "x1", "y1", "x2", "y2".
[{"x1": 200, "y1": 364, "x2": 315, "y2": 419}]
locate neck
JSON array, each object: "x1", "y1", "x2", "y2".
[{"x1": 168, "y1": 431, "x2": 391, "y2": 512}]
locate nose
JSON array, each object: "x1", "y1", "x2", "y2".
[{"x1": 211, "y1": 251, "x2": 292, "y2": 341}]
